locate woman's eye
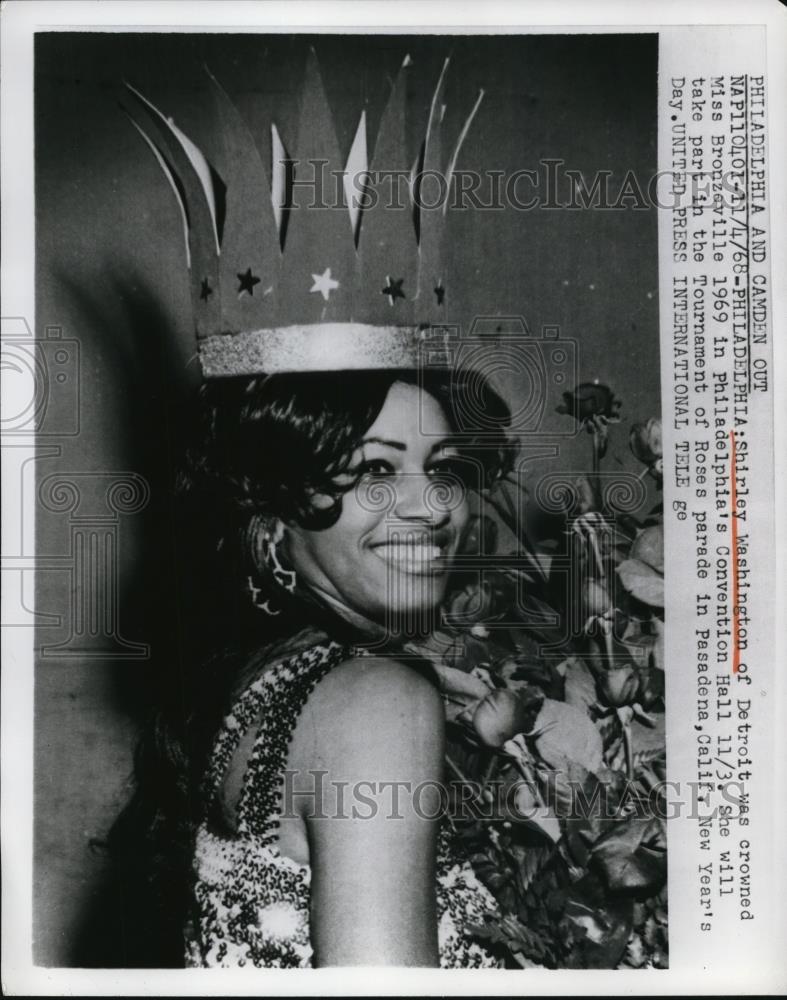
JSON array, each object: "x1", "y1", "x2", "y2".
[
  {"x1": 357, "y1": 459, "x2": 397, "y2": 478},
  {"x1": 427, "y1": 458, "x2": 467, "y2": 483}
]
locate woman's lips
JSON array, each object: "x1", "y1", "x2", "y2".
[{"x1": 369, "y1": 532, "x2": 453, "y2": 575}]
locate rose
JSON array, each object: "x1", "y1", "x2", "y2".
[
  {"x1": 630, "y1": 418, "x2": 663, "y2": 476},
  {"x1": 597, "y1": 664, "x2": 640, "y2": 707},
  {"x1": 583, "y1": 578, "x2": 612, "y2": 617},
  {"x1": 448, "y1": 580, "x2": 498, "y2": 623},
  {"x1": 557, "y1": 382, "x2": 621, "y2": 423},
  {"x1": 629, "y1": 418, "x2": 662, "y2": 463},
  {"x1": 472, "y1": 689, "x2": 531, "y2": 748}
]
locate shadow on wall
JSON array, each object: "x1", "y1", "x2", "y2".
[{"x1": 35, "y1": 270, "x2": 196, "y2": 967}]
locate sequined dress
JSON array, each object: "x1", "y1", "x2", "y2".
[{"x1": 184, "y1": 639, "x2": 501, "y2": 968}]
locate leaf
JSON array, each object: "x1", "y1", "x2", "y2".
[
  {"x1": 506, "y1": 779, "x2": 562, "y2": 843},
  {"x1": 470, "y1": 664, "x2": 497, "y2": 689},
  {"x1": 635, "y1": 663, "x2": 665, "y2": 710},
  {"x1": 560, "y1": 890, "x2": 634, "y2": 969},
  {"x1": 650, "y1": 616, "x2": 665, "y2": 671},
  {"x1": 603, "y1": 738, "x2": 626, "y2": 773},
  {"x1": 495, "y1": 652, "x2": 561, "y2": 698},
  {"x1": 469, "y1": 913, "x2": 554, "y2": 965},
  {"x1": 531, "y1": 699, "x2": 606, "y2": 775},
  {"x1": 629, "y1": 711, "x2": 665, "y2": 757},
  {"x1": 405, "y1": 628, "x2": 462, "y2": 666},
  {"x1": 474, "y1": 690, "x2": 535, "y2": 748},
  {"x1": 617, "y1": 558, "x2": 664, "y2": 607},
  {"x1": 518, "y1": 842, "x2": 554, "y2": 894},
  {"x1": 562, "y1": 899, "x2": 612, "y2": 944},
  {"x1": 460, "y1": 513, "x2": 498, "y2": 556},
  {"x1": 434, "y1": 661, "x2": 493, "y2": 700},
  {"x1": 514, "y1": 591, "x2": 563, "y2": 630},
  {"x1": 435, "y1": 662, "x2": 492, "y2": 722},
  {"x1": 595, "y1": 713, "x2": 625, "y2": 768},
  {"x1": 560, "y1": 874, "x2": 634, "y2": 969},
  {"x1": 620, "y1": 624, "x2": 656, "y2": 671},
  {"x1": 621, "y1": 931, "x2": 648, "y2": 968},
  {"x1": 526, "y1": 549, "x2": 553, "y2": 579},
  {"x1": 462, "y1": 632, "x2": 505, "y2": 670},
  {"x1": 590, "y1": 817, "x2": 667, "y2": 895},
  {"x1": 630, "y1": 523, "x2": 664, "y2": 573},
  {"x1": 562, "y1": 657, "x2": 598, "y2": 714}
]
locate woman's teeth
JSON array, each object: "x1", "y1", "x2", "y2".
[{"x1": 372, "y1": 540, "x2": 446, "y2": 572}]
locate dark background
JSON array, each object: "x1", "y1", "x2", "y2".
[{"x1": 34, "y1": 31, "x2": 659, "y2": 966}]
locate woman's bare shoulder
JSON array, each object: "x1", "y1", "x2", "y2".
[
  {"x1": 302, "y1": 655, "x2": 445, "y2": 966},
  {"x1": 318, "y1": 653, "x2": 441, "y2": 697},
  {"x1": 290, "y1": 654, "x2": 445, "y2": 776}
]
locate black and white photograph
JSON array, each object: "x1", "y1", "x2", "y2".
[
  {"x1": 32, "y1": 28, "x2": 665, "y2": 971},
  {"x1": 2, "y1": 1, "x2": 785, "y2": 994}
]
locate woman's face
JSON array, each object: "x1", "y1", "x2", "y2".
[{"x1": 284, "y1": 381, "x2": 470, "y2": 630}]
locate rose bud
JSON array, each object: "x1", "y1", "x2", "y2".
[
  {"x1": 575, "y1": 474, "x2": 597, "y2": 515},
  {"x1": 637, "y1": 665, "x2": 664, "y2": 710},
  {"x1": 629, "y1": 418, "x2": 662, "y2": 466},
  {"x1": 597, "y1": 664, "x2": 640, "y2": 707},
  {"x1": 584, "y1": 578, "x2": 612, "y2": 617},
  {"x1": 449, "y1": 580, "x2": 495, "y2": 623},
  {"x1": 472, "y1": 689, "x2": 530, "y2": 748},
  {"x1": 557, "y1": 382, "x2": 621, "y2": 423},
  {"x1": 510, "y1": 780, "x2": 540, "y2": 818}
]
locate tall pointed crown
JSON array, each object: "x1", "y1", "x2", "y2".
[{"x1": 124, "y1": 51, "x2": 483, "y2": 378}]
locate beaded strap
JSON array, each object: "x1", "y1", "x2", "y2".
[{"x1": 201, "y1": 640, "x2": 348, "y2": 846}]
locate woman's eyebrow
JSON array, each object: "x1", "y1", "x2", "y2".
[
  {"x1": 360, "y1": 436, "x2": 406, "y2": 451},
  {"x1": 359, "y1": 435, "x2": 461, "y2": 453},
  {"x1": 427, "y1": 436, "x2": 462, "y2": 456}
]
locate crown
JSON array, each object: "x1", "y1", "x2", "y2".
[{"x1": 123, "y1": 51, "x2": 484, "y2": 378}]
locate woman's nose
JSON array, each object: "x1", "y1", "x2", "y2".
[{"x1": 392, "y1": 472, "x2": 451, "y2": 522}]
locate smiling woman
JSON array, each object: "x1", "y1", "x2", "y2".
[
  {"x1": 108, "y1": 366, "x2": 517, "y2": 967},
  {"x1": 178, "y1": 368, "x2": 514, "y2": 636},
  {"x1": 286, "y1": 382, "x2": 469, "y2": 622}
]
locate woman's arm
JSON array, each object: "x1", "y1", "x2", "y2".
[{"x1": 289, "y1": 655, "x2": 445, "y2": 967}]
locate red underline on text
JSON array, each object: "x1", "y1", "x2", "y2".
[{"x1": 730, "y1": 429, "x2": 740, "y2": 674}]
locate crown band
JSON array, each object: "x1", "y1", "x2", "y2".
[{"x1": 199, "y1": 323, "x2": 454, "y2": 377}]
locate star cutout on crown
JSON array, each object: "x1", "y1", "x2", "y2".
[
  {"x1": 434, "y1": 282, "x2": 445, "y2": 305},
  {"x1": 310, "y1": 267, "x2": 340, "y2": 302},
  {"x1": 237, "y1": 267, "x2": 261, "y2": 296},
  {"x1": 382, "y1": 276, "x2": 405, "y2": 306},
  {"x1": 200, "y1": 278, "x2": 213, "y2": 302}
]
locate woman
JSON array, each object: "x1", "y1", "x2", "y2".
[
  {"x1": 111, "y1": 365, "x2": 516, "y2": 968},
  {"x1": 109, "y1": 44, "x2": 520, "y2": 967}
]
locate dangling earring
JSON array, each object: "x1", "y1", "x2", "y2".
[
  {"x1": 247, "y1": 518, "x2": 296, "y2": 615},
  {"x1": 247, "y1": 574, "x2": 279, "y2": 616},
  {"x1": 260, "y1": 519, "x2": 296, "y2": 593}
]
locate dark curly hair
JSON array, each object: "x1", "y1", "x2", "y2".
[{"x1": 106, "y1": 366, "x2": 516, "y2": 965}]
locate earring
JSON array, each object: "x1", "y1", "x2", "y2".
[
  {"x1": 247, "y1": 519, "x2": 296, "y2": 615},
  {"x1": 247, "y1": 573, "x2": 280, "y2": 616},
  {"x1": 260, "y1": 519, "x2": 297, "y2": 594}
]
